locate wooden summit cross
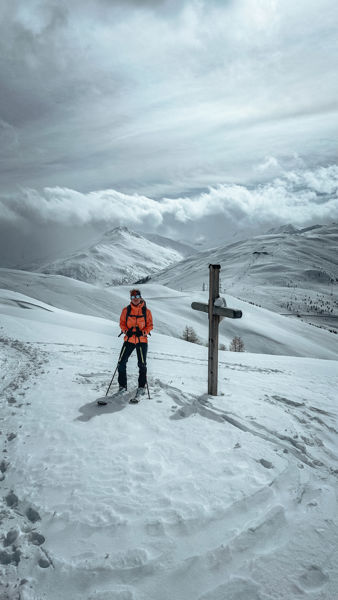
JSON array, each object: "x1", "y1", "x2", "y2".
[{"x1": 192, "y1": 264, "x2": 242, "y2": 396}]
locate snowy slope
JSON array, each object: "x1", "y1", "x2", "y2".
[
  {"x1": 151, "y1": 223, "x2": 338, "y2": 331},
  {"x1": 139, "y1": 232, "x2": 194, "y2": 257},
  {"x1": 1, "y1": 294, "x2": 338, "y2": 600},
  {"x1": 27, "y1": 227, "x2": 192, "y2": 287},
  {"x1": 0, "y1": 272, "x2": 337, "y2": 360},
  {"x1": 152, "y1": 222, "x2": 338, "y2": 292}
]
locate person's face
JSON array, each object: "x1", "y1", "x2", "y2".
[{"x1": 130, "y1": 293, "x2": 141, "y2": 306}]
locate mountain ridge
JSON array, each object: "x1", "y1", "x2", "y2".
[
  {"x1": 26, "y1": 226, "x2": 194, "y2": 287},
  {"x1": 149, "y1": 222, "x2": 338, "y2": 331}
]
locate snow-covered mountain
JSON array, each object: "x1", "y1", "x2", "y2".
[
  {"x1": 1, "y1": 286, "x2": 338, "y2": 599},
  {"x1": 29, "y1": 227, "x2": 193, "y2": 287},
  {"x1": 151, "y1": 222, "x2": 338, "y2": 331},
  {"x1": 140, "y1": 231, "x2": 195, "y2": 256}
]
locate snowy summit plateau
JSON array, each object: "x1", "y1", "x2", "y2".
[{"x1": 0, "y1": 221, "x2": 337, "y2": 600}]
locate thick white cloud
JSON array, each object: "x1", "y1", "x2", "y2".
[
  {"x1": 1, "y1": 163, "x2": 337, "y2": 264},
  {"x1": 1, "y1": 165, "x2": 337, "y2": 230}
]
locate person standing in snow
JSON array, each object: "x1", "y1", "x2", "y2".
[{"x1": 118, "y1": 288, "x2": 153, "y2": 397}]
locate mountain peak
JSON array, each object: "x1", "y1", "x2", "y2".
[
  {"x1": 32, "y1": 226, "x2": 189, "y2": 286},
  {"x1": 266, "y1": 223, "x2": 299, "y2": 235},
  {"x1": 103, "y1": 226, "x2": 131, "y2": 237}
]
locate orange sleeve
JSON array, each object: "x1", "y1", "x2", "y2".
[
  {"x1": 120, "y1": 307, "x2": 128, "y2": 332},
  {"x1": 145, "y1": 308, "x2": 153, "y2": 335}
]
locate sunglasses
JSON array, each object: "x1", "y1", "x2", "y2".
[{"x1": 131, "y1": 294, "x2": 141, "y2": 299}]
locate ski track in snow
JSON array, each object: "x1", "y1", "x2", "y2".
[
  {"x1": 1, "y1": 329, "x2": 338, "y2": 599},
  {"x1": 165, "y1": 385, "x2": 338, "y2": 473},
  {"x1": 0, "y1": 334, "x2": 52, "y2": 598}
]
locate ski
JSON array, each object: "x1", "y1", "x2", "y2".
[
  {"x1": 129, "y1": 396, "x2": 140, "y2": 404},
  {"x1": 97, "y1": 387, "x2": 147, "y2": 406},
  {"x1": 97, "y1": 388, "x2": 129, "y2": 406},
  {"x1": 129, "y1": 388, "x2": 146, "y2": 404}
]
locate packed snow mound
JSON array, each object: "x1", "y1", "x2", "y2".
[
  {"x1": 1, "y1": 297, "x2": 338, "y2": 599},
  {"x1": 28, "y1": 226, "x2": 191, "y2": 286}
]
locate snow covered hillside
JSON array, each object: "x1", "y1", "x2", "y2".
[
  {"x1": 0, "y1": 273, "x2": 337, "y2": 360},
  {"x1": 151, "y1": 223, "x2": 338, "y2": 332},
  {"x1": 1, "y1": 290, "x2": 338, "y2": 599},
  {"x1": 26, "y1": 227, "x2": 193, "y2": 287}
]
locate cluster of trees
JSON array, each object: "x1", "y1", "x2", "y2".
[
  {"x1": 284, "y1": 293, "x2": 337, "y2": 315},
  {"x1": 182, "y1": 326, "x2": 245, "y2": 352}
]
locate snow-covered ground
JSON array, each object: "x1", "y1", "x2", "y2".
[{"x1": 1, "y1": 290, "x2": 338, "y2": 599}]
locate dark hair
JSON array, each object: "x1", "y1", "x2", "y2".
[{"x1": 130, "y1": 288, "x2": 141, "y2": 297}]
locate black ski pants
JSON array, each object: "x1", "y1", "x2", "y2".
[{"x1": 117, "y1": 341, "x2": 148, "y2": 389}]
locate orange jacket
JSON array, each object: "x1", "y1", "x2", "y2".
[{"x1": 120, "y1": 301, "x2": 153, "y2": 344}]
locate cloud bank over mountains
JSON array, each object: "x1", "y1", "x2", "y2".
[
  {"x1": 2, "y1": 164, "x2": 337, "y2": 227},
  {"x1": 1, "y1": 164, "x2": 337, "y2": 263},
  {"x1": 1, "y1": 1, "x2": 337, "y2": 262}
]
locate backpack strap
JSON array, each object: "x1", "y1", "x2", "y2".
[{"x1": 126, "y1": 302, "x2": 147, "y2": 328}]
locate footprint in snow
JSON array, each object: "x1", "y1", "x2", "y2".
[
  {"x1": 28, "y1": 532, "x2": 45, "y2": 546},
  {"x1": 0, "y1": 549, "x2": 21, "y2": 566},
  {"x1": 25, "y1": 507, "x2": 41, "y2": 523},
  {"x1": 3, "y1": 529, "x2": 19, "y2": 546},
  {"x1": 298, "y1": 565, "x2": 329, "y2": 591},
  {"x1": 258, "y1": 458, "x2": 273, "y2": 469},
  {"x1": 38, "y1": 557, "x2": 51, "y2": 568},
  {"x1": 5, "y1": 491, "x2": 19, "y2": 508}
]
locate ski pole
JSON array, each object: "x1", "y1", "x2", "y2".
[
  {"x1": 105, "y1": 342, "x2": 127, "y2": 396},
  {"x1": 137, "y1": 335, "x2": 151, "y2": 399}
]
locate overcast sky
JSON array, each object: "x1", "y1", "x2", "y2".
[{"x1": 0, "y1": 0, "x2": 337, "y2": 263}]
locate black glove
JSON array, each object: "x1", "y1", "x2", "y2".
[
  {"x1": 135, "y1": 327, "x2": 142, "y2": 337},
  {"x1": 126, "y1": 328, "x2": 134, "y2": 338}
]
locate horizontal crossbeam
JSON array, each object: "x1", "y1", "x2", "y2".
[{"x1": 191, "y1": 302, "x2": 242, "y2": 319}]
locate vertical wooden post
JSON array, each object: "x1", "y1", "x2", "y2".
[
  {"x1": 192, "y1": 265, "x2": 242, "y2": 396},
  {"x1": 208, "y1": 264, "x2": 220, "y2": 395}
]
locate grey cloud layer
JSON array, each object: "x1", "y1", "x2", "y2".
[
  {"x1": 0, "y1": 0, "x2": 337, "y2": 196},
  {"x1": 1, "y1": 165, "x2": 337, "y2": 228},
  {"x1": 1, "y1": 163, "x2": 337, "y2": 264}
]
